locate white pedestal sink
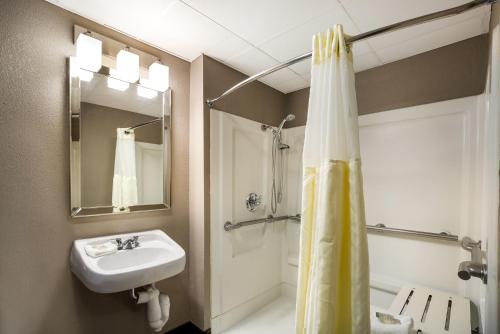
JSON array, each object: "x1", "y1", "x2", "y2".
[{"x1": 70, "y1": 230, "x2": 185, "y2": 293}]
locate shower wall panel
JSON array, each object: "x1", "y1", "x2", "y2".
[{"x1": 210, "y1": 110, "x2": 283, "y2": 332}]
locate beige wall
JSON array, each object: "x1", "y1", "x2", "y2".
[
  {"x1": 285, "y1": 34, "x2": 490, "y2": 127},
  {"x1": 0, "y1": 1, "x2": 190, "y2": 333},
  {"x1": 188, "y1": 56, "x2": 210, "y2": 329}
]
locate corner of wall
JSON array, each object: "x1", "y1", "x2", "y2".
[{"x1": 188, "y1": 55, "x2": 211, "y2": 330}]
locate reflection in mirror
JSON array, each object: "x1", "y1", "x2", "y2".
[{"x1": 70, "y1": 57, "x2": 171, "y2": 217}]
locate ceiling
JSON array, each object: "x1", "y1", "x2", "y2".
[{"x1": 47, "y1": 0, "x2": 491, "y2": 94}]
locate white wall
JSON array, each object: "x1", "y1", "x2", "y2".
[
  {"x1": 282, "y1": 96, "x2": 488, "y2": 310},
  {"x1": 211, "y1": 96, "x2": 491, "y2": 331},
  {"x1": 481, "y1": 4, "x2": 500, "y2": 332},
  {"x1": 210, "y1": 110, "x2": 284, "y2": 333}
]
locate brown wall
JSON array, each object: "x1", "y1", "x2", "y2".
[
  {"x1": 203, "y1": 55, "x2": 286, "y2": 126},
  {"x1": 80, "y1": 103, "x2": 162, "y2": 207},
  {"x1": 0, "y1": 1, "x2": 190, "y2": 333},
  {"x1": 285, "y1": 34, "x2": 490, "y2": 127}
]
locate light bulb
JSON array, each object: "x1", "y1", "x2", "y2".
[
  {"x1": 115, "y1": 49, "x2": 139, "y2": 83},
  {"x1": 148, "y1": 62, "x2": 169, "y2": 91},
  {"x1": 137, "y1": 86, "x2": 158, "y2": 99},
  {"x1": 107, "y1": 77, "x2": 129, "y2": 91},
  {"x1": 76, "y1": 33, "x2": 102, "y2": 72}
]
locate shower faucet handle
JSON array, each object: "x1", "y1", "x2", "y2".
[{"x1": 246, "y1": 193, "x2": 262, "y2": 212}]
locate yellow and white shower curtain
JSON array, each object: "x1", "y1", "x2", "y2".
[{"x1": 296, "y1": 25, "x2": 370, "y2": 334}]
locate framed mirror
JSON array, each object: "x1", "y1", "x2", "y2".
[{"x1": 69, "y1": 57, "x2": 171, "y2": 217}]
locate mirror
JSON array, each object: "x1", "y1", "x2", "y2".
[{"x1": 69, "y1": 57, "x2": 171, "y2": 217}]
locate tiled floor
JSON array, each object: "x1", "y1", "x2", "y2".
[{"x1": 222, "y1": 295, "x2": 296, "y2": 334}]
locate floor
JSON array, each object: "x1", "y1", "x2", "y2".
[
  {"x1": 167, "y1": 322, "x2": 207, "y2": 334},
  {"x1": 222, "y1": 295, "x2": 296, "y2": 334}
]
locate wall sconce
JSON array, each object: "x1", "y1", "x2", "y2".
[{"x1": 76, "y1": 33, "x2": 102, "y2": 72}]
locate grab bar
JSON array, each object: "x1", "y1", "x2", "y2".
[
  {"x1": 224, "y1": 214, "x2": 300, "y2": 231},
  {"x1": 367, "y1": 223, "x2": 458, "y2": 242},
  {"x1": 224, "y1": 215, "x2": 459, "y2": 243}
]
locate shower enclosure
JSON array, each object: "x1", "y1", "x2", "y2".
[{"x1": 210, "y1": 93, "x2": 493, "y2": 333}]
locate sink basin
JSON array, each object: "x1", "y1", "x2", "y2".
[{"x1": 70, "y1": 230, "x2": 185, "y2": 293}]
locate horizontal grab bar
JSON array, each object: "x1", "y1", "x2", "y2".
[
  {"x1": 367, "y1": 223, "x2": 458, "y2": 242},
  {"x1": 224, "y1": 215, "x2": 459, "y2": 243},
  {"x1": 224, "y1": 215, "x2": 300, "y2": 231}
]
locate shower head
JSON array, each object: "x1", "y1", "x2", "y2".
[{"x1": 276, "y1": 114, "x2": 296, "y2": 133}]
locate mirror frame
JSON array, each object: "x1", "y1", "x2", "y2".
[{"x1": 69, "y1": 57, "x2": 172, "y2": 217}]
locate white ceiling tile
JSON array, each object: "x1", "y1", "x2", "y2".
[
  {"x1": 224, "y1": 47, "x2": 279, "y2": 76},
  {"x1": 258, "y1": 3, "x2": 372, "y2": 62},
  {"x1": 339, "y1": 0, "x2": 483, "y2": 32},
  {"x1": 182, "y1": 0, "x2": 340, "y2": 45},
  {"x1": 46, "y1": 0, "x2": 233, "y2": 61},
  {"x1": 376, "y1": 14, "x2": 490, "y2": 64},
  {"x1": 353, "y1": 52, "x2": 383, "y2": 72},
  {"x1": 203, "y1": 34, "x2": 252, "y2": 64},
  {"x1": 366, "y1": 6, "x2": 490, "y2": 50},
  {"x1": 300, "y1": 71, "x2": 312, "y2": 83},
  {"x1": 289, "y1": 58, "x2": 311, "y2": 76},
  {"x1": 259, "y1": 68, "x2": 309, "y2": 93}
]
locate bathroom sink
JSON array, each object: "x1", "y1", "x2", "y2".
[{"x1": 70, "y1": 230, "x2": 185, "y2": 293}]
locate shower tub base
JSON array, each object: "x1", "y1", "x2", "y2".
[
  {"x1": 219, "y1": 285, "x2": 473, "y2": 334},
  {"x1": 221, "y1": 295, "x2": 295, "y2": 334}
]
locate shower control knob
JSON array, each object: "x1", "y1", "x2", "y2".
[{"x1": 246, "y1": 193, "x2": 262, "y2": 212}]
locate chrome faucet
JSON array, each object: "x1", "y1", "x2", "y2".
[{"x1": 115, "y1": 236, "x2": 140, "y2": 250}]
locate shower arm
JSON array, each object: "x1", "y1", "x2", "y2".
[{"x1": 206, "y1": 0, "x2": 497, "y2": 108}]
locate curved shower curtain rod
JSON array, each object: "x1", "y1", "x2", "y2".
[{"x1": 206, "y1": 0, "x2": 496, "y2": 107}]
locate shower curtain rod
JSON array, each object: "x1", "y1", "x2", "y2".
[
  {"x1": 125, "y1": 118, "x2": 162, "y2": 133},
  {"x1": 206, "y1": 0, "x2": 496, "y2": 107}
]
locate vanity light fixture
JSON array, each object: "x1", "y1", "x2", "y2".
[
  {"x1": 76, "y1": 32, "x2": 102, "y2": 72},
  {"x1": 114, "y1": 48, "x2": 140, "y2": 83},
  {"x1": 137, "y1": 86, "x2": 158, "y2": 99},
  {"x1": 107, "y1": 76, "x2": 129, "y2": 91},
  {"x1": 148, "y1": 62, "x2": 169, "y2": 92}
]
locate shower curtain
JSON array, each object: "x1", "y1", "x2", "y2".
[
  {"x1": 295, "y1": 25, "x2": 370, "y2": 334},
  {"x1": 112, "y1": 128, "x2": 138, "y2": 211}
]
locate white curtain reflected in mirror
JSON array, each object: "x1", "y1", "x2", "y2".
[{"x1": 112, "y1": 128, "x2": 138, "y2": 212}]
